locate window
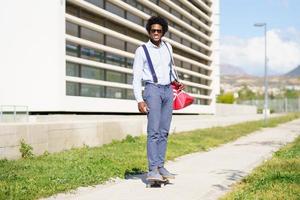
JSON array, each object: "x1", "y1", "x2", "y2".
[
  {"x1": 106, "y1": 2, "x2": 124, "y2": 18},
  {"x1": 126, "y1": 74, "x2": 133, "y2": 84},
  {"x1": 81, "y1": 10, "x2": 104, "y2": 26},
  {"x1": 66, "y1": 62, "x2": 79, "y2": 77},
  {"x1": 66, "y1": 82, "x2": 79, "y2": 96},
  {"x1": 174, "y1": 59, "x2": 181, "y2": 67},
  {"x1": 106, "y1": 87, "x2": 125, "y2": 99},
  {"x1": 158, "y1": 1, "x2": 169, "y2": 11},
  {"x1": 126, "y1": 89, "x2": 135, "y2": 100},
  {"x1": 66, "y1": 22, "x2": 78, "y2": 36},
  {"x1": 126, "y1": 12, "x2": 143, "y2": 26},
  {"x1": 81, "y1": 47, "x2": 105, "y2": 62},
  {"x1": 105, "y1": 52, "x2": 126, "y2": 67},
  {"x1": 81, "y1": 65, "x2": 104, "y2": 81},
  {"x1": 106, "y1": 70, "x2": 125, "y2": 83},
  {"x1": 81, "y1": 27, "x2": 104, "y2": 44},
  {"x1": 126, "y1": 42, "x2": 138, "y2": 54},
  {"x1": 85, "y1": 0, "x2": 104, "y2": 8},
  {"x1": 81, "y1": 83, "x2": 105, "y2": 98},
  {"x1": 66, "y1": 4, "x2": 78, "y2": 16},
  {"x1": 106, "y1": 35, "x2": 124, "y2": 50},
  {"x1": 66, "y1": 42, "x2": 78, "y2": 57},
  {"x1": 126, "y1": 58, "x2": 134, "y2": 69}
]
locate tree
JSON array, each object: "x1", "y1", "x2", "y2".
[{"x1": 237, "y1": 85, "x2": 258, "y2": 101}]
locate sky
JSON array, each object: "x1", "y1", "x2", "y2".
[{"x1": 220, "y1": 0, "x2": 300, "y2": 76}]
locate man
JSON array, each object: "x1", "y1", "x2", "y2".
[{"x1": 132, "y1": 16, "x2": 184, "y2": 181}]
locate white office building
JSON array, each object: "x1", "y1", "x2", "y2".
[{"x1": 0, "y1": 0, "x2": 219, "y2": 114}]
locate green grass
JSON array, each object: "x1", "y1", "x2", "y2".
[
  {"x1": 0, "y1": 113, "x2": 299, "y2": 200},
  {"x1": 221, "y1": 136, "x2": 300, "y2": 200}
]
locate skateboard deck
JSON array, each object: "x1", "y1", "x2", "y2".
[{"x1": 146, "y1": 178, "x2": 169, "y2": 188}]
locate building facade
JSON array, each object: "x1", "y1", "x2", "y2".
[{"x1": 0, "y1": 0, "x2": 219, "y2": 114}]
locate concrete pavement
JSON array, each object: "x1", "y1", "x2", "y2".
[{"x1": 43, "y1": 118, "x2": 300, "y2": 200}]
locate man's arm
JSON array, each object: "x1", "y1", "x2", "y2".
[
  {"x1": 132, "y1": 47, "x2": 149, "y2": 113},
  {"x1": 166, "y1": 42, "x2": 185, "y2": 91}
]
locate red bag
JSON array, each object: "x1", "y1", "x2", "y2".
[{"x1": 171, "y1": 83, "x2": 194, "y2": 110}]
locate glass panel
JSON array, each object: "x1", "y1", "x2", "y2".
[
  {"x1": 81, "y1": 65, "x2": 104, "y2": 80},
  {"x1": 126, "y1": 74, "x2": 133, "y2": 84},
  {"x1": 125, "y1": 0, "x2": 137, "y2": 7},
  {"x1": 106, "y1": 87, "x2": 125, "y2": 99},
  {"x1": 127, "y1": 29, "x2": 148, "y2": 41},
  {"x1": 66, "y1": 42, "x2": 78, "y2": 57},
  {"x1": 106, "y1": 35, "x2": 124, "y2": 50},
  {"x1": 126, "y1": 58, "x2": 134, "y2": 69},
  {"x1": 66, "y1": 82, "x2": 79, "y2": 96},
  {"x1": 66, "y1": 22, "x2": 78, "y2": 36},
  {"x1": 177, "y1": 72, "x2": 183, "y2": 80},
  {"x1": 126, "y1": 12, "x2": 143, "y2": 26},
  {"x1": 85, "y1": 0, "x2": 104, "y2": 8},
  {"x1": 171, "y1": 33, "x2": 181, "y2": 43},
  {"x1": 191, "y1": 76, "x2": 200, "y2": 84},
  {"x1": 182, "y1": 16, "x2": 191, "y2": 25},
  {"x1": 126, "y1": 89, "x2": 135, "y2": 100},
  {"x1": 171, "y1": 8, "x2": 181, "y2": 18},
  {"x1": 183, "y1": 73, "x2": 191, "y2": 82},
  {"x1": 66, "y1": 62, "x2": 79, "y2": 77},
  {"x1": 183, "y1": 62, "x2": 191, "y2": 70},
  {"x1": 66, "y1": 4, "x2": 78, "y2": 16},
  {"x1": 81, "y1": 47, "x2": 105, "y2": 62},
  {"x1": 191, "y1": 43, "x2": 200, "y2": 52},
  {"x1": 126, "y1": 42, "x2": 138, "y2": 54},
  {"x1": 174, "y1": 59, "x2": 181, "y2": 67},
  {"x1": 182, "y1": 38, "x2": 191, "y2": 48},
  {"x1": 81, "y1": 83, "x2": 105, "y2": 97},
  {"x1": 81, "y1": 27, "x2": 104, "y2": 44},
  {"x1": 192, "y1": 65, "x2": 200, "y2": 73},
  {"x1": 106, "y1": 70, "x2": 126, "y2": 83},
  {"x1": 106, "y1": 2, "x2": 124, "y2": 18},
  {"x1": 158, "y1": 1, "x2": 169, "y2": 11},
  {"x1": 81, "y1": 10, "x2": 104, "y2": 26},
  {"x1": 105, "y1": 20, "x2": 126, "y2": 35},
  {"x1": 105, "y1": 53, "x2": 126, "y2": 67}
]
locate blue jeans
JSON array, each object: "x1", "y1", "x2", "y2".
[{"x1": 143, "y1": 83, "x2": 173, "y2": 171}]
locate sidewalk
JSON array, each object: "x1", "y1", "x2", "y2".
[{"x1": 43, "y1": 118, "x2": 300, "y2": 200}]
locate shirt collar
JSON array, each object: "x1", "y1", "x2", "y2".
[{"x1": 147, "y1": 40, "x2": 165, "y2": 48}]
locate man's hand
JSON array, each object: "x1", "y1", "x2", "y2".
[
  {"x1": 172, "y1": 81, "x2": 185, "y2": 91},
  {"x1": 138, "y1": 101, "x2": 149, "y2": 114}
]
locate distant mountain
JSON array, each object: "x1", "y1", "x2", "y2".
[
  {"x1": 284, "y1": 65, "x2": 300, "y2": 77},
  {"x1": 220, "y1": 64, "x2": 249, "y2": 76}
]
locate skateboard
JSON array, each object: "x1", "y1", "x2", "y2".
[{"x1": 146, "y1": 178, "x2": 169, "y2": 188}]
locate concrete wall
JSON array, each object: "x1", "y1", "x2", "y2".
[
  {"x1": 0, "y1": 118, "x2": 145, "y2": 160},
  {"x1": 216, "y1": 103, "x2": 257, "y2": 115},
  {"x1": 0, "y1": 0, "x2": 65, "y2": 111},
  {"x1": 0, "y1": 104, "x2": 258, "y2": 160}
]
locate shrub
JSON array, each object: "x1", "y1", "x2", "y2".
[
  {"x1": 217, "y1": 92, "x2": 234, "y2": 104},
  {"x1": 19, "y1": 139, "x2": 34, "y2": 158}
]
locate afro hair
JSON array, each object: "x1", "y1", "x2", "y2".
[{"x1": 146, "y1": 16, "x2": 169, "y2": 36}]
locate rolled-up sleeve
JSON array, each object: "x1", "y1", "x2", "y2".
[{"x1": 132, "y1": 47, "x2": 144, "y2": 103}]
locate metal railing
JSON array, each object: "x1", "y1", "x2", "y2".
[
  {"x1": 238, "y1": 98, "x2": 300, "y2": 113},
  {"x1": 0, "y1": 105, "x2": 29, "y2": 122}
]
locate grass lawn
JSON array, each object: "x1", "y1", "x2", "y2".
[
  {"x1": 0, "y1": 113, "x2": 299, "y2": 200},
  {"x1": 221, "y1": 136, "x2": 300, "y2": 200}
]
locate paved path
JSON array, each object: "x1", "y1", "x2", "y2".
[{"x1": 43, "y1": 119, "x2": 300, "y2": 200}]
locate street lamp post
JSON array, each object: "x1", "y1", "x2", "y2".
[{"x1": 254, "y1": 23, "x2": 268, "y2": 125}]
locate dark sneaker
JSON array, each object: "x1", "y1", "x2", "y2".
[
  {"x1": 147, "y1": 169, "x2": 164, "y2": 181},
  {"x1": 158, "y1": 167, "x2": 175, "y2": 179}
]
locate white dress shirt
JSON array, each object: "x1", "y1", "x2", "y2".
[{"x1": 132, "y1": 40, "x2": 176, "y2": 102}]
